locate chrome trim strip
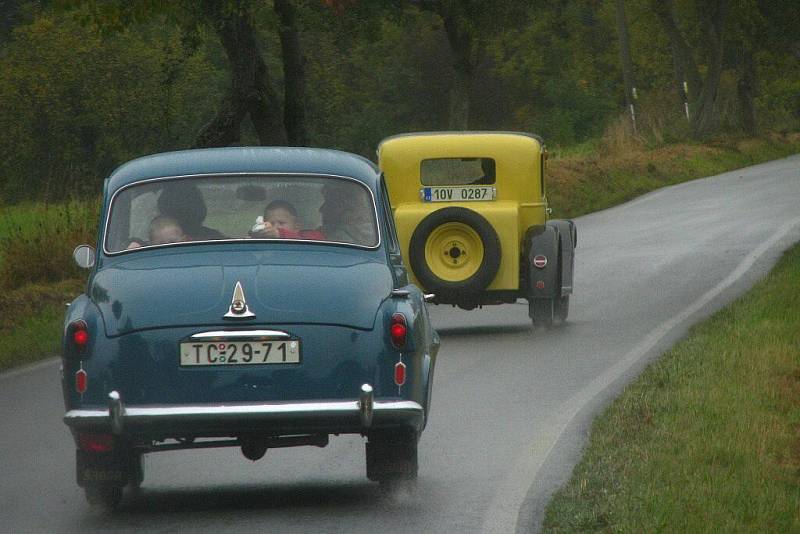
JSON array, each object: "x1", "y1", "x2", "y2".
[
  {"x1": 188, "y1": 330, "x2": 291, "y2": 340},
  {"x1": 64, "y1": 400, "x2": 422, "y2": 421},
  {"x1": 102, "y1": 173, "x2": 383, "y2": 255}
]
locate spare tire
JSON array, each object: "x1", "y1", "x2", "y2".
[{"x1": 409, "y1": 207, "x2": 501, "y2": 300}]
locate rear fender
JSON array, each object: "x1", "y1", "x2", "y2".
[
  {"x1": 523, "y1": 225, "x2": 559, "y2": 299},
  {"x1": 547, "y1": 219, "x2": 576, "y2": 296}
]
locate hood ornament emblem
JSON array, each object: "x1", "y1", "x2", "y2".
[{"x1": 224, "y1": 281, "x2": 255, "y2": 319}]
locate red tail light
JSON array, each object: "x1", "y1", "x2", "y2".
[
  {"x1": 78, "y1": 433, "x2": 114, "y2": 453},
  {"x1": 390, "y1": 313, "x2": 407, "y2": 348},
  {"x1": 75, "y1": 369, "x2": 87, "y2": 394},
  {"x1": 70, "y1": 320, "x2": 89, "y2": 349},
  {"x1": 394, "y1": 362, "x2": 407, "y2": 386}
]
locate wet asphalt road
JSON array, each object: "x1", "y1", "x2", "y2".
[{"x1": 1, "y1": 155, "x2": 798, "y2": 533}]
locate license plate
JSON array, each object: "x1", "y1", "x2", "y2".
[
  {"x1": 421, "y1": 186, "x2": 496, "y2": 202},
  {"x1": 180, "y1": 340, "x2": 300, "y2": 366}
]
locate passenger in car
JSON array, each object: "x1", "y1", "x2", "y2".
[
  {"x1": 250, "y1": 200, "x2": 325, "y2": 240},
  {"x1": 149, "y1": 215, "x2": 189, "y2": 245},
  {"x1": 157, "y1": 183, "x2": 226, "y2": 240},
  {"x1": 126, "y1": 215, "x2": 188, "y2": 249},
  {"x1": 319, "y1": 184, "x2": 376, "y2": 245}
]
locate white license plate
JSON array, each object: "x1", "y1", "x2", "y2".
[
  {"x1": 421, "y1": 186, "x2": 496, "y2": 202},
  {"x1": 180, "y1": 340, "x2": 300, "y2": 366}
]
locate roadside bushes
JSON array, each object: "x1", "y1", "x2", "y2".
[{"x1": 0, "y1": 200, "x2": 99, "y2": 289}]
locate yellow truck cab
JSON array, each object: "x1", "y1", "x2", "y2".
[{"x1": 378, "y1": 131, "x2": 576, "y2": 326}]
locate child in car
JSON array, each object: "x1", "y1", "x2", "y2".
[{"x1": 250, "y1": 200, "x2": 325, "y2": 240}]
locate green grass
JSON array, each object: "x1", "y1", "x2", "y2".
[
  {"x1": 547, "y1": 134, "x2": 800, "y2": 219},
  {"x1": 0, "y1": 278, "x2": 85, "y2": 371},
  {"x1": 0, "y1": 198, "x2": 98, "y2": 288},
  {"x1": 542, "y1": 243, "x2": 800, "y2": 532},
  {"x1": 0, "y1": 304, "x2": 65, "y2": 370}
]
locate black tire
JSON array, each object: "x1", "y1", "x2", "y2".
[
  {"x1": 409, "y1": 207, "x2": 501, "y2": 300},
  {"x1": 85, "y1": 485, "x2": 123, "y2": 510},
  {"x1": 555, "y1": 296, "x2": 569, "y2": 322},
  {"x1": 530, "y1": 298, "x2": 554, "y2": 327},
  {"x1": 366, "y1": 429, "x2": 419, "y2": 482}
]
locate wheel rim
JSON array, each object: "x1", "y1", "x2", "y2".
[{"x1": 424, "y1": 222, "x2": 485, "y2": 282}]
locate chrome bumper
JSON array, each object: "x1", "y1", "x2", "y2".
[{"x1": 64, "y1": 387, "x2": 423, "y2": 437}]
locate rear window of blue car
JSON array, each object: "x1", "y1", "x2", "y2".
[{"x1": 104, "y1": 175, "x2": 379, "y2": 253}]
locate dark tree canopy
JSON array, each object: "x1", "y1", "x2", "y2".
[{"x1": 0, "y1": 0, "x2": 798, "y2": 201}]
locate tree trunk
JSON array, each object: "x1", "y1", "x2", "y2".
[
  {"x1": 195, "y1": 90, "x2": 248, "y2": 148},
  {"x1": 652, "y1": 0, "x2": 701, "y2": 102},
  {"x1": 274, "y1": 0, "x2": 309, "y2": 146},
  {"x1": 195, "y1": 0, "x2": 284, "y2": 148},
  {"x1": 736, "y1": 48, "x2": 757, "y2": 136},
  {"x1": 691, "y1": 1, "x2": 727, "y2": 138},
  {"x1": 440, "y1": 9, "x2": 473, "y2": 130}
]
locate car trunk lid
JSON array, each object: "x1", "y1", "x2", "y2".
[{"x1": 92, "y1": 247, "x2": 393, "y2": 336}]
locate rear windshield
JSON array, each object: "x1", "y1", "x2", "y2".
[
  {"x1": 105, "y1": 175, "x2": 379, "y2": 253},
  {"x1": 420, "y1": 158, "x2": 496, "y2": 185}
]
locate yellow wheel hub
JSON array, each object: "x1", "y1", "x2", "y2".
[{"x1": 424, "y1": 223, "x2": 485, "y2": 282}]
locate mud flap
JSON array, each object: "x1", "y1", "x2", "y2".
[
  {"x1": 76, "y1": 449, "x2": 134, "y2": 488},
  {"x1": 524, "y1": 225, "x2": 560, "y2": 300},
  {"x1": 547, "y1": 219, "x2": 576, "y2": 296}
]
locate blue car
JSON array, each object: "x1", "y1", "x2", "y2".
[{"x1": 62, "y1": 147, "x2": 440, "y2": 507}]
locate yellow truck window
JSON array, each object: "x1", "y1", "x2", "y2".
[{"x1": 420, "y1": 158, "x2": 496, "y2": 186}]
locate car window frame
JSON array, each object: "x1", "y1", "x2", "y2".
[{"x1": 102, "y1": 172, "x2": 382, "y2": 256}]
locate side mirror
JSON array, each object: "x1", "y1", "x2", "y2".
[{"x1": 73, "y1": 245, "x2": 95, "y2": 269}]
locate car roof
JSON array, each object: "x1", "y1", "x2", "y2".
[
  {"x1": 106, "y1": 147, "x2": 381, "y2": 192},
  {"x1": 377, "y1": 131, "x2": 544, "y2": 157}
]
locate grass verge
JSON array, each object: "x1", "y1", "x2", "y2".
[
  {"x1": 0, "y1": 199, "x2": 98, "y2": 288},
  {"x1": 0, "y1": 279, "x2": 85, "y2": 371},
  {"x1": 547, "y1": 132, "x2": 800, "y2": 218},
  {"x1": 542, "y1": 243, "x2": 800, "y2": 532}
]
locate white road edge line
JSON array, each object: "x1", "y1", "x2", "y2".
[{"x1": 482, "y1": 216, "x2": 800, "y2": 534}]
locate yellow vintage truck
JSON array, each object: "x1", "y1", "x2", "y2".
[{"x1": 378, "y1": 132, "x2": 576, "y2": 326}]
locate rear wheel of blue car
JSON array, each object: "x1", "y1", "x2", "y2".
[{"x1": 366, "y1": 428, "x2": 418, "y2": 483}]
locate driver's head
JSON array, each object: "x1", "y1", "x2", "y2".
[
  {"x1": 157, "y1": 182, "x2": 207, "y2": 232},
  {"x1": 149, "y1": 216, "x2": 187, "y2": 245}
]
